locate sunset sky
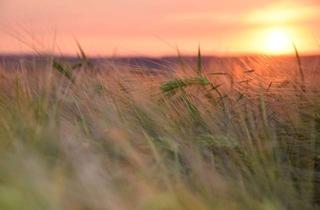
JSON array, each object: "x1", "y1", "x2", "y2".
[{"x1": 0, "y1": 0, "x2": 319, "y2": 56}]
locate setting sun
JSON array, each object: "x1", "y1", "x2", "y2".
[
  {"x1": 0, "y1": 0, "x2": 319, "y2": 55},
  {"x1": 263, "y1": 29, "x2": 292, "y2": 54}
]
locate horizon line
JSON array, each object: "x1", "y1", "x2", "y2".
[{"x1": 0, "y1": 52, "x2": 320, "y2": 59}]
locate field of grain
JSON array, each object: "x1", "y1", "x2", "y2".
[{"x1": 0, "y1": 53, "x2": 319, "y2": 210}]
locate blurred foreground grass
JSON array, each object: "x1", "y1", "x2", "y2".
[{"x1": 0, "y1": 55, "x2": 319, "y2": 210}]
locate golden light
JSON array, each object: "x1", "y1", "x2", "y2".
[
  {"x1": 263, "y1": 28, "x2": 292, "y2": 54},
  {"x1": 245, "y1": 4, "x2": 319, "y2": 25},
  {"x1": 241, "y1": 2, "x2": 319, "y2": 55}
]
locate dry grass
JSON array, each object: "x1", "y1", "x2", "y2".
[{"x1": 0, "y1": 55, "x2": 319, "y2": 210}]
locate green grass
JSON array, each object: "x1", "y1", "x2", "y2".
[{"x1": 0, "y1": 54, "x2": 319, "y2": 210}]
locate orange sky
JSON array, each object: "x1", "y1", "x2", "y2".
[{"x1": 0, "y1": 0, "x2": 319, "y2": 56}]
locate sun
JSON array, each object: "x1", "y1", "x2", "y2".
[{"x1": 264, "y1": 29, "x2": 292, "y2": 54}]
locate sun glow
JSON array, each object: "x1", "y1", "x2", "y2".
[
  {"x1": 242, "y1": 2, "x2": 319, "y2": 55},
  {"x1": 263, "y1": 28, "x2": 292, "y2": 54}
]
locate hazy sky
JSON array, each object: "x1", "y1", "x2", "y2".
[{"x1": 0, "y1": 0, "x2": 319, "y2": 56}]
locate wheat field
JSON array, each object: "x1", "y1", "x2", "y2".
[{"x1": 0, "y1": 53, "x2": 319, "y2": 210}]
